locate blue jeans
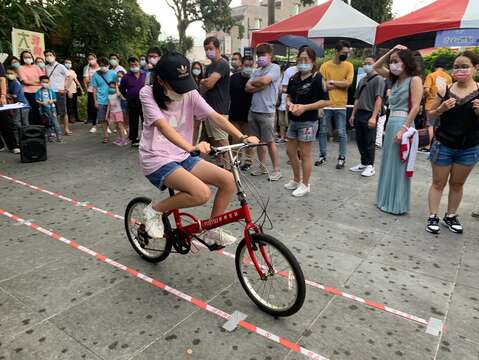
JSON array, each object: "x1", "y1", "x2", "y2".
[
  {"x1": 42, "y1": 109, "x2": 62, "y2": 140},
  {"x1": 318, "y1": 109, "x2": 347, "y2": 158}
]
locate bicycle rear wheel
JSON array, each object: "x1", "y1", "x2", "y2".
[
  {"x1": 235, "y1": 233, "x2": 306, "y2": 317},
  {"x1": 124, "y1": 197, "x2": 172, "y2": 263}
]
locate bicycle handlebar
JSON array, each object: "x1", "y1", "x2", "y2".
[{"x1": 190, "y1": 143, "x2": 267, "y2": 157}]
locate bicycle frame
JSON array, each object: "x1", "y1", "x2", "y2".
[{"x1": 165, "y1": 143, "x2": 271, "y2": 279}]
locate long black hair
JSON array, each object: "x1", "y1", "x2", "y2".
[
  {"x1": 191, "y1": 61, "x2": 204, "y2": 86},
  {"x1": 151, "y1": 70, "x2": 172, "y2": 110},
  {"x1": 389, "y1": 49, "x2": 420, "y2": 84}
]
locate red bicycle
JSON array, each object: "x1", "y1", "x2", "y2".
[{"x1": 125, "y1": 143, "x2": 306, "y2": 317}]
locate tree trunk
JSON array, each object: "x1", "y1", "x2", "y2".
[{"x1": 177, "y1": 21, "x2": 188, "y2": 54}]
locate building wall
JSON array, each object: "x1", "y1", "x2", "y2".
[{"x1": 207, "y1": 0, "x2": 316, "y2": 56}]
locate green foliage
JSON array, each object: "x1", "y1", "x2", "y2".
[
  {"x1": 422, "y1": 48, "x2": 457, "y2": 73},
  {"x1": 165, "y1": 0, "x2": 235, "y2": 54},
  {"x1": 349, "y1": 0, "x2": 393, "y2": 22},
  {"x1": 0, "y1": 0, "x2": 60, "y2": 52},
  {"x1": 0, "y1": 0, "x2": 161, "y2": 62}
]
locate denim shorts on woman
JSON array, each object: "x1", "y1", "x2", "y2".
[
  {"x1": 146, "y1": 156, "x2": 202, "y2": 188},
  {"x1": 429, "y1": 141, "x2": 479, "y2": 167},
  {"x1": 287, "y1": 121, "x2": 318, "y2": 142}
]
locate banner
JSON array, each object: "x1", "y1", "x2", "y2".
[
  {"x1": 11, "y1": 28, "x2": 45, "y2": 58},
  {"x1": 435, "y1": 29, "x2": 479, "y2": 48}
]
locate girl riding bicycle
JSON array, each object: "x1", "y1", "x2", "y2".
[{"x1": 139, "y1": 52, "x2": 259, "y2": 247}]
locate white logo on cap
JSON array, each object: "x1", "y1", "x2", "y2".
[{"x1": 177, "y1": 65, "x2": 189, "y2": 78}]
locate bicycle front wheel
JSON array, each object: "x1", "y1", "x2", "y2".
[
  {"x1": 235, "y1": 233, "x2": 306, "y2": 317},
  {"x1": 124, "y1": 197, "x2": 172, "y2": 263}
]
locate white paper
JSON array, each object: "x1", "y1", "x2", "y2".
[{"x1": 0, "y1": 103, "x2": 30, "y2": 112}]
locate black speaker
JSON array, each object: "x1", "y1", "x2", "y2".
[{"x1": 20, "y1": 125, "x2": 47, "y2": 163}]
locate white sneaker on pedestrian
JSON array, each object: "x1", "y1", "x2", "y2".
[
  {"x1": 142, "y1": 204, "x2": 164, "y2": 238},
  {"x1": 200, "y1": 229, "x2": 237, "y2": 247},
  {"x1": 250, "y1": 166, "x2": 268, "y2": 176},
  {"x1": 284, "y1": 180, "x2": 300, "y2": 190},
  {"x1": 107, "y1": 127, "x2": 112, "y2": 134},
  {"x1": 269, "y1": 170, "x2": 282, "y2": 181},
  {"x1": 292, "y1": 183, "x2": 310, "y2": 197},
  {"x1": 12, "y1": 148, "x2": 21, "y2": 154},
  {"x1": 350, "y1": 164, "x2": 366, "y2": 172},
  {"x1": 361, "y1": 165, "x2": 375, "y2": 177},
  {"x1": 89, "y1": 126, "x2": 97, "y2": 133}
]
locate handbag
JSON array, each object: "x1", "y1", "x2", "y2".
[{"x1": 408, "y1": 79, "x2": 430, "y2": 148}]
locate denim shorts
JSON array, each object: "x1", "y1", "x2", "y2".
[
  {"x1": 96, "y1": 104, "x2": 108, "y2": 123},
  {"x1": 429, "y1": 141, "x2": 479, "y2": 167},
  {"x1": 287, "y1": 121, "x2": 318, "y2": 142},
  {"x1": 146, "y1": 156, "x2": 202, "y2": 188}
]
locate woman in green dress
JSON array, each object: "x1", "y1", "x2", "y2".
[{"x1": 373, "y1": 45, "x2": 423, "y2": 215}]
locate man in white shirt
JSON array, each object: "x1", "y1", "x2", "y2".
[
  {"x1": 44, "y1": 49, "x2": 71, "y2": 135},
  {"x1": 277, "y1": 64, "x2": 298, "y2": 143}
]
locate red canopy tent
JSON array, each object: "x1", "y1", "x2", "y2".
[
  {"x1": 251, "y1": 0, "x2": 378, "y2": 49},
  {"x1": 375, "y1": 0, "x2": 479, "y2": 49}
]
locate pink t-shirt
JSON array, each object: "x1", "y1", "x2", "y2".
[
  {"x1": 18, "y1": 65, "x2": 44, "y2": 93},
  {"x1": 139, "y1": 86, "x2": 214, "y2": 175}
]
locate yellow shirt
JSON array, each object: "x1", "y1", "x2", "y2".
[
  {"x1": 424, "y1": 69, "x2": 452, "y2": 111},
  {"x1": 319, "y1": 60, "x2": 354, "y2": 107}
]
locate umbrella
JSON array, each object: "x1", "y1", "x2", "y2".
[
  {"x1": 278, "y1": 35, "x2": 325, "y2": 57},
  {"x1": 375, "y1": 0, "x2": 479, "y2": 49}
]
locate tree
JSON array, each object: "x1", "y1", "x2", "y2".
[
  {"x1": 165, "y1": 0, "x2": 235, "y2": 54},
  {"x1": 0, "y1": 0, "x2": 60, "y2": 52},
  {"x1": 348, "y1": 0, "x2": 393, "y2": 23}
]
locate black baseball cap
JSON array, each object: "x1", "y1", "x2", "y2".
[{"x1": 154, "y1": 52, "x2": 197, "y2": 94}]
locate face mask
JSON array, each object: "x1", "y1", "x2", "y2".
[
  {"x1": 88, "y1": 59, "x2": 97, "y2": 66},
  {"x1": 140, "y1": 59, "x2": 146, "y2": 67},
  {"x1": 100, "y1": 66, "x2": 109, "y2": 73},
  {"x1": 166, "y1": 88, "x2": 184, "y2": 102},
  {"x1": 130, "y1": 66, "x2": 140, "y2": 73},
  {"x1": 24, "y1": 58, "x2": 33, "y2": 65},
  {"x1": 257, "y1": 56, "x2": 269, "y2": 67},
  {"x1": 363, "y1": 64, "x2": 373, "y2": 74},
  {"x1": 231, "y1": 61, "x2": 240, "y2": 69},
  {"x1": 192, "y1": 68, "x2": 201, "y2": 76},
  {"x1": 46, "y1": 56, "x2": 55, "y2": 64},
  {"x1": 65, "y1": 63, "x2": 72, "y2": 69},
  {"x1": 11, "y1": 63, "x2": 20, "y2": 69},
  {"x1": 206, "y1": 50, "x2": 217, "y2": 61},
  {"x1": 108, "y1": 88, "x2": 116, "y2": 95},
  {"x1": 241, "y1": 67, "x2": 253, "y2": 77},
  {"x1": 37, "y1": 62, "x2": 45, "y2": 69},
  {"x1": 297, "y1": 63, "x2": 313, "y2": 73},
  {"x1": 149, "y1": 57, "x2": 159, "y2": 66},
  {"x1": 110, "y1": 59, "x2": 118, "y2": 67},
  {"x1": 389, "y1": 62, "x2": 403, "y2": 76},
  {"x1": 41, "y1": 83, "x2": 49, "y2": 89},
  {"x1": 452, "y1": 68, "x2": 472, "y2": 82},
  {"x1": 6, "y1": 74, "x2": 16, "y2": 81},
  {"x1": 339, "y1": 54, "x2": 348, "y2": 62}
]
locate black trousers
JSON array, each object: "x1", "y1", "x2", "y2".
[
  {"x1": 0, "y1": 111, "x2": 19, "y2": 150},
  {"x1": 24, "y1": 92, "x2": 41, "y2": 125},
  {"x1": 87, "y1": 92, "x2": 98, "y2": 125},
  {"x1": 355, "y1": 110, "x2": 377, "y2": 166},
  {"x1": 128, "y1": 98, "x2": 143, "y2": 142},
  {"x1": 67, "y1": 93, "x2": 80, "y2": 121}
]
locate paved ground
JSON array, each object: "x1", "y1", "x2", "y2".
[{"x1": 0, "y1": 122, "x2": 478, "y2": 360}]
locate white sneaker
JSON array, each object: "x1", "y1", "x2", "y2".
[
  {"x1": 89, "y1": 126, "x2": 97, "y2": 133},
  {"x1": 201, "y1": 229, "x2": 237, "y2": 247},
  {"x1": 350, "y1": 164, "x2": 366, "y2": 172},
  {"x1": 142, "y1": 204, "x2": 164, "y2": 238},
  {"x1": 107, "y1": 127, "x2": 112, "y2": 134},
  {"x1": 12, "y1": 148, "x2": 21, "y2": 154},
  {"x1": 284, "y1": 180, "x2": 300, "y2": 190},
  {"x1": 269, "y1": 170, "x2": 282, "y2": 181},
  {"x1": 292, "y1": 183, "x2": 310, "y2": 197},
  {"x1": 361, "y1": 165, "x2": 375, "y2": 177}
]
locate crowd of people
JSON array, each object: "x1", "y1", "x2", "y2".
[{"x1": 0, "y1": 37, "x2": 478, "y2": 242}]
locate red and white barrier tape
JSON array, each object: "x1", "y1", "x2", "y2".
[
  {"x1": 0, "y1": 172, "x2": 438, "y2": 331},
  {"x1": 0, "y1": 208, "x2": 328, "y2": 360}
]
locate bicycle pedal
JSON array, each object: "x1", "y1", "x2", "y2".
[{"x1": 208, "y1": 243, "x2": 225, "y2": 252}]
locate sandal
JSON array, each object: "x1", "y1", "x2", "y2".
[
  {"x1": 102, "y1": 137, "x2": 109, "y2": 144},
  {"x1": 65, "y1": 131, "x2": 73, "y2": 136}
]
